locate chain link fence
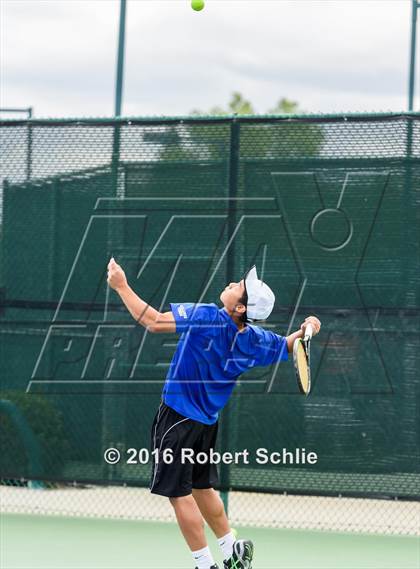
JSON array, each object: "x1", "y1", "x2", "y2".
[
  {"x1": 1, "y1": 480, "x2": 418, "y2": 536},
  {"x1": 1, "y1": 113, "x2": 419, "y2": 537}
]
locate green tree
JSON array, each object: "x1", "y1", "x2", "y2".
[
  {"x1": 191, "y1": 93, "x2": 301, "y2": 116},
  {"x1": 191, "y1": 92, "x2": 256, "y2": 116},
  {"x1": 0, "y1": 391, "x2": 69, "y2": 477},
  {"x1": 160, "y1": 92, "x2": 324, "y2": 161},
  {"x1": 268, "y1": 97, "x2": 300, "y2": 114}
]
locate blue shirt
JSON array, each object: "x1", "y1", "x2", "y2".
[{"x1": 162, "y1": 303, "x2": 288, "y2": 424}]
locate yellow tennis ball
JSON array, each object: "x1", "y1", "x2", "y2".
[
  {"x1": 191, "y1": 0, "x2": 205, "y2": 11},
  {"x1": 231, "y1": 527, "x2": 238, "y2": 539}
]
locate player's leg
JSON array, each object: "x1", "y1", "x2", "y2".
[
  {"x1": 192, "y1": 424, "x2": 254, "y2": 569},
  {"x1": 192, "y1": 487, "x2": 230, "y2": 537},
  {"x1": 169, "y1": 495, "x2": 219, "y2": 568},
  {"x1": 170, "y1": 494, "x2": 207, "y2": 550},
  {"x1": 192, "y1": 488, "x2": 253, "y2": 568},
  {"x1": 149, "y1": 403, "x2": 218, "y2": 568}
]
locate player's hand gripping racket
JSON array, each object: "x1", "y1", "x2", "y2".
[{"x1": 293, "y1": 323, "x2": 313, "y2": 395}]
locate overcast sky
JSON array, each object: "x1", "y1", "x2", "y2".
[{"x1": 1, "y1": 0, "x2": 419, "y2": 118}]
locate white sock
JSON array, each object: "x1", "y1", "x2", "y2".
[
  {"x1": 218, "y1": 531, "x2": 236, "y2": 561},
  {"x1": 192, "y1": 546, "x2": 215, "y2": 569}
]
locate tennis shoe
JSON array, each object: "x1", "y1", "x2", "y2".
[
  {"x1": 194, "y1": 565, "x2": 219, "y2": 569},
  {"x1": 223, "y1": 539, "x2": 254, "y2": 569}
]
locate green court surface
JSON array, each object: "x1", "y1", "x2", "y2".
[{"x1": 1, "y1": 514, "x2": 418, "y2": 569}]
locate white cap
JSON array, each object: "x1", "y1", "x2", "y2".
[{"x1": 243, "y1": 265, "x2": 275, "y2": 321}]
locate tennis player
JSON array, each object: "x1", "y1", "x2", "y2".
[{"x1": 107, "y1": 258, "x2": 320, "y2": 569}]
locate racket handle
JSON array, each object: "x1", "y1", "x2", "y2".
[{"x1": 304, "y1": 323, "x2": 313, "y2": 341}]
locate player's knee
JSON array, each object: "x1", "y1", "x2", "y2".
[
  {"x1": 194, "y1": 488, "x2": 225, "y2": 517},
  {"x1": 169, "y1": 495, "x2": 192, "y2": 510},
  {"x1": 169, "y1": 496, "x2": 182, "y2": 509}
]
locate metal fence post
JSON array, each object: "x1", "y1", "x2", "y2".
[
  {"x1": 115, "y1": 0, "x2": 127, "y2": 117},
  {"x1": 408, "y1": 0, "x2": 419, "y2": 110},
  {"x1": 26, "y1": 107, "x2": 33, "y2": 181},
  {"x1": 220, "y1": 118, "x2": 241, "y2": 514}
]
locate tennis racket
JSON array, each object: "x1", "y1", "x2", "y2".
[{"x1": 293, "y1": 323, "x2": 313, "y2": 395}]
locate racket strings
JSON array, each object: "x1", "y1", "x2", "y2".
[{"x1": 296, "y1": 341, "x2": 310, "y2": 394}]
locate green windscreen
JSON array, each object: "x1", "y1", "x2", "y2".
[{"x1": 0, "y1": 114, "x2": 419, "y2": 499}]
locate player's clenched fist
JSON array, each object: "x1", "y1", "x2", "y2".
[
  {"x1": 107, "y1": 257, "x2": 127, "y2": 291},
  {"x1": 301, "y1": 316, "x2": 321, "y2": 335}
]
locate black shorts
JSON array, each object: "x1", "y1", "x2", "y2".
[{"x1": 149, "y1": 402, "x2": 219, "y2": 497}]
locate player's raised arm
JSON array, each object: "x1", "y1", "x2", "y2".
[
  {"x1": 106, "y1": 257, "x2": 176, "y2": 333},
  {"x1": 285, "y1": 315, "x2": 321, "y2": 352}
]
